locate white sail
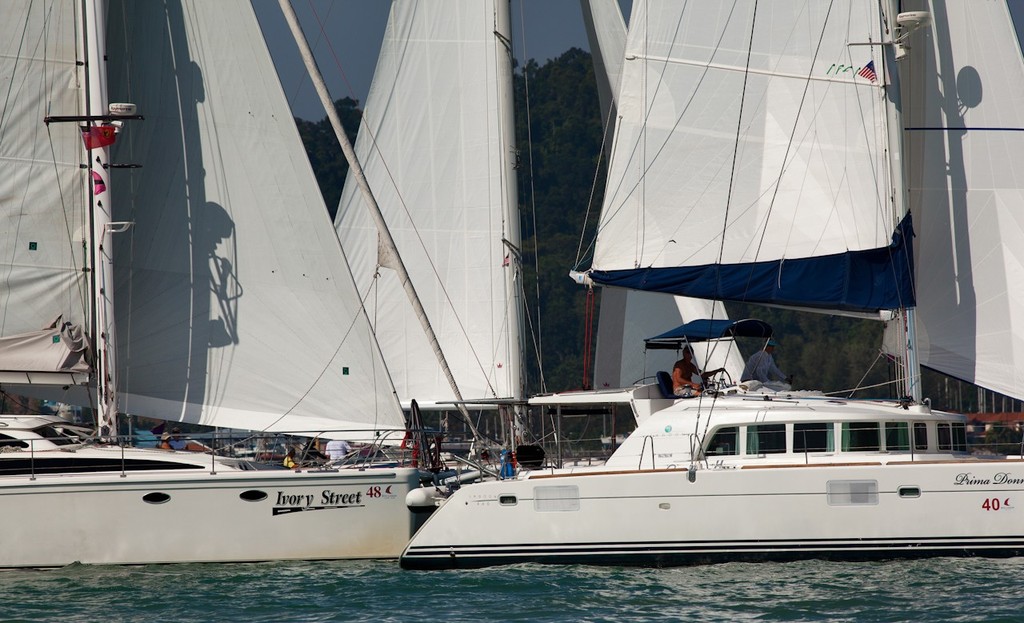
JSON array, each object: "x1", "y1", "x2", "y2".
[
  {"x1": 899, "y1": 0, "x2": 1024, "y2": 401},
  {"x1": 0, "y1": 1, "x2": 91, "y2": 383},
  {"x1": 582, "y1": 0, "x2": 745, "y2": 388},
  {"x1": 98, "y1": 0, "x2": 405, "y2": 436},
  {"x1": 335, "y1": 1, "x2": 522, "y2": 407},
  {"x1": 590, "y1": 1, "x2": 912, "y2": 314}
]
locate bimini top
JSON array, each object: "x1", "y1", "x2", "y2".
[{"x1": 644, "y1": 318, "x2": 773, "y2": 350}]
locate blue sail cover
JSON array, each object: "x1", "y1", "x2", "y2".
[{"x1": 592, "y1": 215, "x2": 915, "y2": 315}]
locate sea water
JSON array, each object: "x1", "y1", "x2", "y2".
[{"x1": 7, "y1": 557, "x2": 1022, "y2": 622}]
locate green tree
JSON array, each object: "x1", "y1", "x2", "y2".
[{"x1": 294, "y1": 97, "x2": 362, "y2": 219}]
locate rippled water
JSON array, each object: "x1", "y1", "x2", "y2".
[{"x1": 7, "y1": 557, "x2": 1023, "y2": 622}]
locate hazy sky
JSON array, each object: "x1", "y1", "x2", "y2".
[{"x1": 254, "y1": 0, "x2": 628, "y2": 121}]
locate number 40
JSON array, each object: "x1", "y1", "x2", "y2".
[{"x1": 982, "y1": 497, "x2": 1010, "y2": 511}]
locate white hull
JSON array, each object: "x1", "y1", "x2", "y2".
[
  {"x1": 2, "y1": 467, "x2": 421, "y2": 568},
  {"x1": 402, "y1": 458, "x2": 1024, "y2": 569}
]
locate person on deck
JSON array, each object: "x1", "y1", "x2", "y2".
[
  {"x1": 672, "y1": 347, "x2": 704, "y2": 397},
  {"x1": 672, "y1": 345, "x2": 727, "y2": 397},
  {"x1": 740, "y1": 339, "x2": 791, "y2": 390},
  {"x1": 325, "y1": 438, "x2": 352, "y2": 462},
  {"x1": 283, "y1": 447, "x2": 298, "y2": 469}
]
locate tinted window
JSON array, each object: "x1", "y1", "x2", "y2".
[
  {"x1": 705, "y1": 427, "x2": 738, "y2": 456},
  {"x1": 794, "y1": 423, "x2": 833, "y2": 452},
  {"x1": 747, "y1": 424, "x2": 786, "y2": 455},
  {"x1": 913, "y1": 422, "x2": 928, "y2": 450},
  {"x1": 885, "y1": 422, "x2": 910, "y2": 451},
  {"x1": 0, "y1": 433, "x2": 28, "y2": 449},
  {"x1": 842, "y1": 422, "x2": 880, "y2": 452},
  {"x1": 952, "y1": 423, "x2": 967, "y2": 452},
  {"x1": 937, "y1": 423, "x2": 952, "y2": 450}
]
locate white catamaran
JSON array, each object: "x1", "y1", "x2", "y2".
[
  {"x1": 0, "y1": 0, "x2": 422, "y2": 567},
  {"x1": 400, "y1": 0, "x2": 1024, "y2": 569}
]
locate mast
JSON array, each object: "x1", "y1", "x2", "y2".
[
  {"x1": 83, "y1": 0, "x2": 119, "y2": 436},
  {"x1": 277, "y1": 0, "x2": 482, "y2": 443},
  {"x1": 881, "y1": 0, "x2": 927, "y2": 402},
  {"x1": 494, "y1": 0, "x2": 526, "y2": 416}
]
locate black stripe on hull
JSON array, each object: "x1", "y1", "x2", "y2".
[{"x1": 400, "y1": 538, "x2": 1024, "y2": 570}]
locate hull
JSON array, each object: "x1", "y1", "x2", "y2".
[
  {"x1": 401, "y1": 460, "x2": 1024, "y2": 569},
  {"x1": 0, "y1": 467, "x2": 422, "y2": 568}
]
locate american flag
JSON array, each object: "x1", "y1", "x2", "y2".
[{"x1": 857, "y1": 60, "x2": 878, "y2": 83}]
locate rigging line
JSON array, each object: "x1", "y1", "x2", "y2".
[
  {"x1": 516, "y1": 0, "x2": 545, "y2": 394},
  {"x1": 746, "y1": 1, "x2": 836, "y2": 271},
  {"x1": 573, "y1": 101, "x2": 613, "y2": 270},
  {"x1": 299, "y1": 0, "x2": 355, "y2": 101}
]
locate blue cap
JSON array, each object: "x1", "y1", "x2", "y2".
[{"x1": 766, "y1": 339, "x2": 779, "y2": 347}]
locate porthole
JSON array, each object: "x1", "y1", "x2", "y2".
[
  {"x1": 143, "y1": 492, "x2": 171, "y2": 504},
  {"x1": 898, "y1": 486, "x2": 921, "y2": 498},
  {"x1": 240, "y1": 490, "x2": 268, "y2": 502},
  {"x1": 499, "y1": 495, "x2": 517, "y2": 506}
]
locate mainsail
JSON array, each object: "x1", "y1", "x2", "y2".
[
  {"x1": 0, "y1": 2, "x2": 91, "y2": 385},
  {"x1": 335, "y1": 1, "x2": 523, "y2": 407},
  {"x1": 582, "y1": 0, "x2": 744, "y2": 387},
  {"x1": 896, "y1": 0, "x2": 1024, "y2": 400},
  {"x1": 92, "y1": 0, "x2": 405, "y2": 436},
  {"x1": 588, "y1": 0, "x2": 914, "y2": 314}
]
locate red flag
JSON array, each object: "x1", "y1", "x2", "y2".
[{"x1": 81, "y1": 125, "x2": 117, "y2": 149}]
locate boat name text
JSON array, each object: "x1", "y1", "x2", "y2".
[
  {"x1": 953, "y1": 472, "x2": 1024, "y2": 486},
  {"x1": 275, "y1": 490, "x2": 363, "y2": 507}
]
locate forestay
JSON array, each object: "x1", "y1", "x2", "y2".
[{"x1": 589, "y1": 0, "x2": 914, "y2": 313}]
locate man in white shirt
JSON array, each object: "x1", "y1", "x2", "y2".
[
  {"x1": 325, "y1": 438, "x2": 352, "y2": 461},
  {"x1": 741, "y1": 339, "x2": 790, "y2": 390}
]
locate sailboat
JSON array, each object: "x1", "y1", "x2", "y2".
[
  {"x1": 0, "y1": 0, "x2": 422, "y2": 567},
  {"x1": 400, "y1": 0, "x2": 1024, "y2": 569}
]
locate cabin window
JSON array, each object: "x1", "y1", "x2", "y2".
[
  {"x1": 939, "y1": 423, "x2": 968, "y2": 452},
  {"x1": 884, "y1": 422, "x2": 910, "y2": 451},
  {"x1": 913, "y1": 422, "x2": 928, "y2": 450},
  {"x1": 952, "y1": 423, "x2": 967, "y2": 451},
  {"x1": 0, "y1": 434, "x2": 28, "y2": 449},
  {"x1": 705, "y1": 427, "x2": 738, "y2": 456},
  {"x1": 841, "y1": 422, "x2": 880, "y2": 452},
  {"x1": 794, "y1": 423, "x2": 833, "y2": 453},
  {"x1": 746, "y1": 424, "x2": 786, "y2": 455}
]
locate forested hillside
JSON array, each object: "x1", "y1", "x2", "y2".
[{"x1": 296, "y1": 49, "x2": 1003, "y2": 415}]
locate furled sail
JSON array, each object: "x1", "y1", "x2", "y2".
[
  {"x1": 99, "y1": 0, "x2": 404, "y2": 437},
  {"x1": 0, "y1": 1, "x2": 91, "y2": 385},
  {"x1": 335, "y1": 1, "x2": 522, "y2": 407},
  {"x1": 895, "y1": 0, "x2": 1024, "y2": 401},
  {"x1": 588, "y1": 0, "x2": 914, "y2": 314}
]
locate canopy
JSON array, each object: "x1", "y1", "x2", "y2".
[{"x1": 644, "y1": 319, "x2": 773, "y2": 350}]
